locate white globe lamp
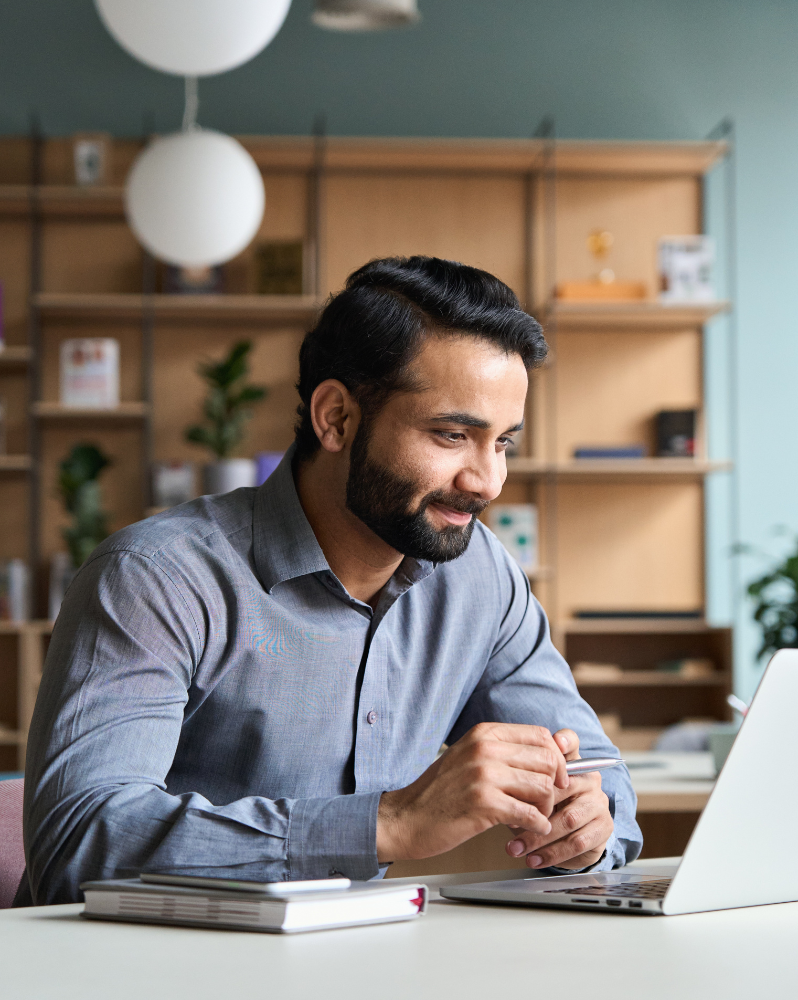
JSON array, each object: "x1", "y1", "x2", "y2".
[
  {"x1": 125, "y1": 130, "x2": 265, "y2": 267},
  {"x1": 95, "y1": 0, "x2": 293, "y2": 76}
]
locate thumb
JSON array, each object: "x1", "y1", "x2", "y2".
[{"x1": 553, "y1": 728, "x2": 580, "y2": 760}]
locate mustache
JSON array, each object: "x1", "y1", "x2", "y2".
[{"x1": 418, "y1": 490, "x2": 490, "y2": 518}]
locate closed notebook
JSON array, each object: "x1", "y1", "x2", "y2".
[{"x1": 80, "y1": 878, "x2": 428, "y2": 934}]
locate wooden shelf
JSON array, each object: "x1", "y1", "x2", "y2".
[
  {"x1": 32, "y1": 401, "x2": 149, "y2": 420},
  {"x1": 507, "y1": 457, "x2": 731, "y2": 479},
  {"x1": 34, "y1": 292, "x2": 324, "y2": 323},
  {"x1": 0, "y1": 345, "x2": 32, "y2": 368},
  {"x1": 0, "y1": 185, "x2": 125, "y2": 217},
  {"x1": 0, "y1": 726, "x2": 25, "y2": 746},
  {"x1": 0, "y1": 455, "x2": 32, "y2": 472},
  {"x1": 241, "y1": 136, "x2": 727, "y2": 176},
  {"x1": 542, "y1": 300, "x2": 730, "y2": 329},
  {"x1": 562, "y1": 617, "x2": 717, "y2": 634},
  {"x1": 573, "y1": 670, "x2": 728, "y2": 687}
]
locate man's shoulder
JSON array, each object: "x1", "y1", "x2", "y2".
[{"x1": 86, "y1": 488, "x2": 257, "y2": 566}]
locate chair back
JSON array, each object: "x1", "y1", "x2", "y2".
[{"x1": 0, "y1": 779, "x2": 25, "y2": 908}]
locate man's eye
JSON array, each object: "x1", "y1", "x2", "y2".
[
  {"x1": 497, "y1": 437, "x2": 513, "y2": 449},
  {"x1": 436, "y1": 431, "x2": 465, "y2": 442}
]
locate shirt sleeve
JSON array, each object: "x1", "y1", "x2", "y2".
[
  {"x1": 446, "y1": 542, "x2": 643, "y2": 872},
  {"x1": 21, "y1": 550, "x2": 381, "y2": 906}
]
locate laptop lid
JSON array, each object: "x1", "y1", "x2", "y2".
[{"x1": 662, "y1": 647, "x2": 798, "y2": 914}]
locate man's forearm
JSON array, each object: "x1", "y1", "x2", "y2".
[{"x1": 25, "y1": 782, "x2": 383, "y2": 904}]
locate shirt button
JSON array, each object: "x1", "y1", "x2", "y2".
[{"x1": 367, "y1": 710, "x2": 378, "y2": 725}]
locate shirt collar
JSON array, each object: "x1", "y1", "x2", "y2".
[
  {"x1": 253, "y1": 444, "x2": 329, "y2": 593},
  {"x1": 252, "y1": 442, "x2": 436, "y2": 596}
]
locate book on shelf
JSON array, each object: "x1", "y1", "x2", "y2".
[
  {"x1": 60, "y1": 338, "x2": 120, "y2": 408},
  {"x1": 573, "y1": 446, "x2": 646, "y2": 459},
  {"x1": 487, "y1": 503, "x2": 538, "y2": 571},
  {"x1": 80, "y1": 877, "x2": 428, "y2": 934},
  {"x1": 574, "y1": 610, "x2": 703, "y2": 620},
  {"x1": 658, "y1": 235, "x2": 714, "y2": 303}
]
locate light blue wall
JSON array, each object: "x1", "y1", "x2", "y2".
[{"x1": 4, "y1": 0, "x2": 797, "y2": 697}]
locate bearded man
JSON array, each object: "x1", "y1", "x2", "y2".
[{"x1": 17, "y1": 256, "x2": 641, "y2": 906}]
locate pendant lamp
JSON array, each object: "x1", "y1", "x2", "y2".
[
  {"x1": 95, "y1": 0, "x2": 292, "y2": 77},
  {"x1": 312, "y1": 0, "x2": 419, "y2": 31}
]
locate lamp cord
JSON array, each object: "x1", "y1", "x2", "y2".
[{"x1": 182, "y1": 76, "x2": 199, "y2": 132}]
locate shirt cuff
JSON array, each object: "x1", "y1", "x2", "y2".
[{"x1": 287, "y1": 791, "x2": 382, "y2": 881}]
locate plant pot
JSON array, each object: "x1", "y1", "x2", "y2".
[{"x1": 202, "y1": 459, "x2": 256, "y2": 495}]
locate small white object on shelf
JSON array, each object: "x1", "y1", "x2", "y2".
[
  {"x1": 49, "y1": 552, "x2": 76, "y2": 622},
  {"x1": 59, "y1": 339, "x2": 120, "y2": 408},
  {"x1": 152, "y1": 461, "x2": 196, "y2": 508},
  {"x1": 658, "y1": 235, "x2": 715, "y2": 303},
  {"x1": 487, "y1": 503, "x2": 538, "y2": 571},
  {"x1": 0, "y1": 559, "x2": 30, "y2": 622},
  {"x1": 202, "y1": 458, "x2": 256, "y2": 495}
]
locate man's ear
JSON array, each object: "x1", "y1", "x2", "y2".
[{"x1": 310, "y1": 379, "x2": 361, "y2": 454}]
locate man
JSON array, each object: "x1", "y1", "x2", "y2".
[{"x1": 17, "y1": 256, "x2": 641, "y2": 906}]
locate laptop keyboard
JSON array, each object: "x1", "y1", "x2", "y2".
[{"x1": 544, "y1": 878, "x2": 672, "y2": 899}]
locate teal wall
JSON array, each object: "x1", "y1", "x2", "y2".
[{"x1": 4, "y1": 0, "x2": 797, "y2": 697}]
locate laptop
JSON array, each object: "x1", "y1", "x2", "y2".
[{"x1": 442, "y1": 647, "x2": 798, "y2": 916}]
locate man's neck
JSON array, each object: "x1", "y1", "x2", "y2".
[{"x1": 294, "y1": 452, "x2": 404, "y2": 609}]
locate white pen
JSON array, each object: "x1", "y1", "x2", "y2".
[{"x1": 565, "y1": 756, "x2": 625, "y2": 775}]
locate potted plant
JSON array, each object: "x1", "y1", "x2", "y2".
[
  {"x1": 50, "y1": 443, "x2": 111, "y2": 619},
  {"x1": 744, "y1": 534, "x2": 798, "y2": 659},
  {"x1": 185, "y1": 341, "x2": 267, "y2": 495}
]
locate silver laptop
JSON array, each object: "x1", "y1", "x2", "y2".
[{"x1": 442, "y1": 647, "x2": 798, "y2": 916}]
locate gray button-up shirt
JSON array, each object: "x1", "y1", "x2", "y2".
[{"x1": 19, "y1": 449, "x2": 641, "y2": 905}]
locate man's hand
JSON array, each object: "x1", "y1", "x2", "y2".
[
  {"x1": 376, "y1": 722, "x2": 570, "y2": 863},
  {"x1": 505, "y1": 729, "x2": 613, "y2": 870}
]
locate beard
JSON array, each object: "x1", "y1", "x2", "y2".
[{"x1": 345, "y1": 420, "x2": 489, "y2": 563}]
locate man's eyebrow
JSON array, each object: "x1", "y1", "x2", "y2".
[{"x1": 430, "y1": 412, "x2": 525, "y2": 433}]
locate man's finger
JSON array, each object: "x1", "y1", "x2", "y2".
[
  {"x1": 553, "y1": 728, "x2": 580, "y2": 760},
  {"x1": 524, "y1": 816, "x2": 612, "y2": 869},
  {"x1": 480, "y1": 723, "x2": 569, "y2": 789}
]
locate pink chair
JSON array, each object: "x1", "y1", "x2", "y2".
[{"x1": 0, "y1": 779, "x2": 25, "y2": 908}]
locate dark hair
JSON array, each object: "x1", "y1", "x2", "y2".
[{"x1": 294, "y1": 255, "x2": 547, "y2": 461}]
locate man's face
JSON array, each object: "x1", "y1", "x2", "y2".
[{"x1": 345, "y1": 334, "x2": 528, "y2": 562}]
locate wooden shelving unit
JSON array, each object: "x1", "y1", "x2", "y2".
[
  {"x1": 34, "y1": 292, "x2": 324, "y2": 323},
  {"x1": 0, "y1": 456, "x2": 33, "y2": 472},
  {"x1": 0, "y1": 132, "x2": 733, "y2": 773},
  {"x1": 546, "y1": 300, "x2": 730, "y2": 329},
  {"x1": 31, "y1": 402, "x2": 150, "y2": 420},
  {"x1": 0, "y1": 346, "x2": 32, "y2": 367},
  {"x1": 575, "y1": 672, "x2": 728, "y2": 687}
]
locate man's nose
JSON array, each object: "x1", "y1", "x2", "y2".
[{"x1": 454, "y1": 451, "x2": 505, "y2": 502}]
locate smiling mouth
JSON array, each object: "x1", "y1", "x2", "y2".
[{"x1": 427, "y1": 503, "x2": 474, "y2": 527}]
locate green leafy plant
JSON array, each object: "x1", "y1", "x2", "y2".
[
  {"x1": 742, "y1": 532, "x2": 798, "y2": 659},
  {"x1": 58, "y1": 443, "x2": 112, "y2": 569},
  {"x1": 185, "y1": 341, "x2": 267, "y2": 460}
]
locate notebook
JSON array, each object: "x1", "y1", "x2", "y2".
[{"x1": 80, "y1": 877, "x2": 427, "y2": 934}]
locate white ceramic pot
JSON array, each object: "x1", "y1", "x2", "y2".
[{"x1": 202, "y1": 458, "x2": 256, "y2": 495}]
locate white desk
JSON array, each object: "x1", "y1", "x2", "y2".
[{"x1": 2, "y1": 859, "x2": 796, "y2": 1000}]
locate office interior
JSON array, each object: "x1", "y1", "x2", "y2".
[{"x1": 0, "y1": 0, "x2": 795, "y2": 899}]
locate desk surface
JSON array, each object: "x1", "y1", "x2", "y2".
[{"x1": 2, "y1": 858, "x2": 795, "y2": 1000}]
